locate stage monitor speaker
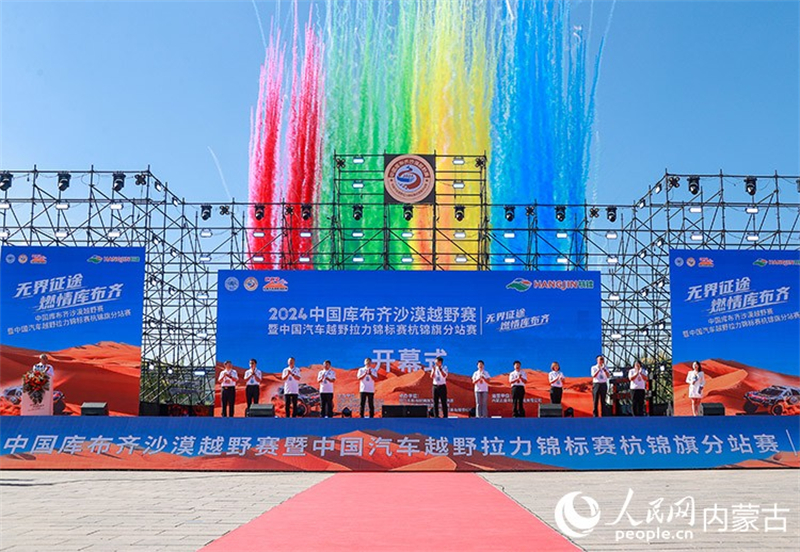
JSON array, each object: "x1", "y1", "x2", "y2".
[
  {"x1": 382, "y1": 405, "x2": 406, "y2": 418},
  {"x1": 701, "y1": 402, "x2": 725, "y2": 416},
  {"x1": 404, "y1": 405, "x2": 428, "y2": 418},
  {"x1": 81, "y1": 402, "x2": 108, "y2": 416},
  {"x1": 539, "y1": 404, "x2": 563, "y2": 418},
  {"x1": 247, "y1": 404, "x2": 275, "y2": 417}
]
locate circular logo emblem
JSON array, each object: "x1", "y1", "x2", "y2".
[
  {"x1": 17, "y1": 254, "x2": 28, "y2": 264},
  {"x1": 554, "y1": 491, "x2": 601, "y2": 539},
  {"x1": 5, "y1": 254, "x2": 15, "y2": 264},
  {"x1": 244, "y1": 277, "x2": 258, "y2": 291},
  {"x1": 384, "y1": 155, "x2": 435, "y2": 204},
  {"x1": 224, "y1": 277, "x2": 239, "y2": 292},
  {"x1": 674, "y1": 257, "x2": 684, "y2": 267},
  {"x1": 686, "y1": 257, "x2": 696, "y2": 267}
]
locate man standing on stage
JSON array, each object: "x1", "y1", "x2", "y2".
[
  {"x1": 281, "y1": 357, "x2": 301, "y2": 418},
  {"x1": 317, "y1": 359, "x2": 336, "y2": 418},
  {"x1": 430, "y1": 356, "x2": 449, "y2": 418},
  {"x1": 509, "y1": 360, "x2": 527, "y2": 417},
  {"x1": 34, "y1": 353, "x2": 55, "y2": 379},
  {"x1": 591, "y1": 354, "x2": 611, "y2": 417},
  {"x1": 244, "y1": 358, "x2": 262, "y2": 413},
  {"x1": 218, "y1": 360, "x2": 238, "y2": 417},
  {"x1": 357, "y1": 357, "x2": 377, "y2": 418},
  {"x1": 628, "y1": 360, "x2": 648, "y2": 416}
]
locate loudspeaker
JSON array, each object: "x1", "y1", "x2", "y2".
[
  {"x1": 247, "y1": 404, "x2": 275, "y2": 417},
  {"x1": 382, "y1": 405, "x2": 406, "y2": 418},
  {"x1": 701, "y1": 402, "x2": 725, "y2": 416},
  {"x1": 404, "y1": 405, "x2": 428, "y2": 418},
  {"x1": 81, "y1": 402, "x2": 108, "y2": 416},
  {"x1": 650, "y1": 403, "x2": 673, "y2": 417},
  {"x1": 539, "y1": 403, "x2": 563, "y2": 418}
]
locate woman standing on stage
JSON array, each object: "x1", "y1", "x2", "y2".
[
  {"x1": 548, "y1": 362, "x2": 564, "y2": 405},
  {"x1": 509, "y1": 360, "x2": 527, "y2": 417},
  {"x1": 472, "y1": 360, "x2": 490, "y2": 418},
  {"x1": 686, "y1": 361, "x2": 706, "y2": 416}
]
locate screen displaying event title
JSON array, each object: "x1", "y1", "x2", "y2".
[
  {"x1": 670, "y1": 249, "x2": 800, "y2": 416},
  {"x1": 0, "y1": 246, "x2": 146, "y2": 416},
  {"x1": 216, "y1": 271, "x2": 602, "y2": 415}
]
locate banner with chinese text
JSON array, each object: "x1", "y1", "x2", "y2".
[
  {"x1": 216, "y1": 271, "x2": 602, "y2": 417},
  {"x1": 0, "y1": 246, "x2": 146, "y2": 415},
  {"x1": 670, "y1": 249, "x2": 800, "y2": 416}
]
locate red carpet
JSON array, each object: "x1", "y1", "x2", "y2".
[{"x1": 200, "y1": 473, "x2": 579, "y2": 551}]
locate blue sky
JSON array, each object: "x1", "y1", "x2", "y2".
[{"x1": 1, "y1": 1, "x2": 798, "y2": 206}]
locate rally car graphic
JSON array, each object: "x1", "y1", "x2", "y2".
[
  {"x1": 272, "y1": 383, "x2": 321, "y2": 417},
  {"x1": 743, "y1": 385, "x2": 800, "y2": 415}
]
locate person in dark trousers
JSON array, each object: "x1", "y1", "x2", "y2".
[
  {"x1": 244, "y1": 358, "x2": 262, "y2": 414},
  {"x1": 628, "y1": 359, "x2": 648, "y2": 416},
  {"x1": 509, "y1": 360, "x2": 527, "y2": 417},
  {"x1": 430, "y1": 356, "x2": 449, "y2": 418},
  {"x1": 591, "y1": 355, "x2": 611, "y2": 417},
  {"x1": 317, "y1": 359, "x2": 336, "y2": 418},
  {"x1": 281, "y1": 357, "x2": 301, "y2": 417},
  {"x1": 357, "y1": 357, "x2": 377, "y2": 418},
  {"x1": 218, "y1": 360, "x2": 238, "y2": 417},
  {"x1": 548, "y1": 361, "x2": 564, "y2": 405}
]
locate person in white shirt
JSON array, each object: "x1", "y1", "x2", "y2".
[
  {"x1": 628, "y1": 360, "x2": 648, "y2": 416},
  {"x1": 548, "y1": 361, "x2": 564, "y2": 405},
  {"x1": 218, "y1": 360, "x2": 238, "y2": 417},
  {"x1": 34, "y1": 353, "x2": 55, "y2": 379},
  {"x1": 281, "y1": 357, "x2": 301, "y2": 418},
  {"x1": 317, "y1": 359, "x2": 336, "y2": 418},
  {"x1": 430, "y1": 356, "x2": 449, "y2": 418},
  {"x1": 686, "y1": 361, "x2": 706, "y2": 417},
  {"x1": 244, "y1": 358, "x2": 262, "y2": 413},
  {"x1": 357, "y1": 357, "x2": 378, "y2": 418},
  {"x1": 590, "y1": 355, "x2": 610, "y2": 417},
  {"x1": 471, "y1": 360, "x2": 490, "y2": 418},
  {"x1": 509, "y1": 360, "x2": 527, "y2": 417}
]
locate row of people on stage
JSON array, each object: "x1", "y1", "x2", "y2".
[{"x1": 218, "y1": 354, "x2": 695, "y2": 419}]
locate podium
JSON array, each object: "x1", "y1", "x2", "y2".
[{"x1": 21, "y1": 387, "x2": 53, "y2": 416}]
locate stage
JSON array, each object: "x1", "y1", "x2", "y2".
[{"x1": 1, "y1": 415, "x2": 797, "y2": 472}]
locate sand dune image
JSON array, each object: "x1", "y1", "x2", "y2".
[
  {"x1": 0, "y1": 342, "x2": 141, "y2": 416},
  {"x1": 673, "y1": 359, "x2": 800, "y2": 416}
]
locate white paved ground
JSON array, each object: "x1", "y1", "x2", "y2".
[{"x1": 0, "y1": 470, "x2": 798, "y2": 551}]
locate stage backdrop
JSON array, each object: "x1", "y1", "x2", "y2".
[
  {"x1": 216, "y1": 270, "x2": 602, "y2": 417},
  {"x1": 0, "y1": 246, "x2": 146, "y2": 416},
  {"x1": 670, "y1": 249, "x2": 800, "y2": 416}
]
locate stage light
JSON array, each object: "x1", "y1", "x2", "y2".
[
  {"x1": 557, "y1": 257, "x2": 568, "y2": 264},
  {"x1": 219, "y1": 205, "x2": 230, "y2": 215},
  {"x1": 454, "y1": 230, "x2": 466, "y2": 239},
  {"x1": 352, "y1": 180, "x2": 364, "y2": 189},
  {"x1": 253, "y1": 230, "x2": 265, "y2": 238},
  {"x1": 555, "y1": 206, "x2": 565, "y2": 222},
  {"x1": 691, "y1": 233, "x2": 703, "y2": 241},
  {"x1": 556, "y1": 232, "x2": 568, "y2": 239},
  {"x1": 746, "y1": 206, "x2": 758, "y2": 214},
  {"x1": 744, "y1": 176, "x2": 757, "y2": 196},
  {"x1": 352, "y1": 204, "x2": 363, "y2": 221},
  {"x1": 687, "y1": 176, "x2": 700, "y2": 195},
  {"x1": 135, "y1": 173, "x2": 146, "y2": 186},
  {"x1": 606, "y1": 231, "x2": 618, "y2": 239},
  {"x1": 352, "y1": 156, "x2": 365, "y2": 164},
  {"x1": 110, "y1": 202, "x2": 123, "y2": 210},
  {"x1": 200, "y1": 229, "x2": 213, "y2": 238},
  {"x1": 504, "y1": 231, "x2": 516, "y2": 239},
  {"x1": 172, "y1": 197, "x2": 181, "y2": 207},
  {"x1": 200, "y1": 204, "x2": 212, "y2": 220},
  {"x1": 654, "y1": 182, "x2": 662, "y2": 194},
  {"x1": 57, "y1": 172, "x2": 71, "y2": 191},
  {"x1": 403, "y1": 204, "x2": 413, "y2": 221},
  {"x1": 689, "y1": 206, "x2": 702, "y2": 213},
  {"x1": 0, "y1": 172, "x2": 12, "y2": 191},
  {"x1": 455, "y1": 255, "x2": 468, "y2": 263},
  {"x1": 55, "y1": 201, "x2": 69, "y2": 210},
  {"x1": 252, "y1": 255, "x2": 265, "y2": 262},
  {"x1": 108, "y1": 230, "x2": 121, "y2": 238},
  {"x1": 453, "y1": 156, "x2": 465, "y2": 165},
  {"x1": 353, "y1": 256, "x2": 364, "y2": 263},
  {"x1": 589, "y1": 207, "x2": 599, "y2": 218},
  {"x1": 154, "y1": 181, "x2": 164, "y2": 192},
  {"x1": 0, "y1": 201, "x2": 10, "y2": 209},
  {"x1": 301, "y1": 204, "x2": 312, "y2": 221},
  {"x1": 352, "y1": 230, "x2": 364, "y2": 238},
  {"x1": 254, "y1": 204, "x2": 265, "y2": 220},
  {"x1": 401, "y1": 256, "x2": 413, "y2": 263},
  {"x1": 609, "y1": 293, "x2": 620, "y2": 301},
  {"x1": 299, "y1": 256, "x2": 310, "y2": 263},
  {"x1": 607, "y1": 256, "x2": 618, "y2": 264},
  {"x1": 606, "y1": 206, "x2": 617, "y2": 223},
  {"x1": 610, "y1": 332, "x2": 622, "y2": 340},
  {"x1": 746, "y1": 234, "x2": 759, "y2": 242},
  {"x1": 112, "y1": 172, "x2": 125, "y2": 192},
  {"x1": 55, "y1": 229, "x2": 69, "y2": 238},
  {"x1": 504, "y1": 205, "x2": 515, "y2": 222},
  {"x1": 454, "y1": 205, "x2": 465, "y2": 221},
  {"x1": 504, "y1": 256, "x2": 515, "y2": 264},
  {"x1": 668, "y1": 176, "x2": 680, "y2": 189},
  {"x1": 284, "y1": 205, "x2": 294, "y2": 216},
  {"x1": 453, "y1": 180, "x2": 465, "y2": 189},
  {"x1": 299, "y1": 231, "x2": 312, "y2": 238},
  {"x1": 401, "y1": 231, "x2": 413, "y2": 238}
]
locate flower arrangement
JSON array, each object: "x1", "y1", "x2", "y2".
[{"x1": 22, "y1": 368, "x2": 50, "y2": 405}]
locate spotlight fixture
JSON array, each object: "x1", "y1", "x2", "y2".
[
  {"x1": 668, "y1": 176, "x2": 680, "y2": 189},
  {"x1": 403, "y1": 204, "x2": 414, "y2": 221},
  {"x1": 606, "y1": 206, "x2": 617, "y2": 223},
  {"x1": 504, "y1": 205, "x2": 515, "y2": 222},
  {"x1": 454, "y1": 205, "x2": 465, "y2": 222},
  {"x1": 0, "y1": 172, "x2": 13, "y2": 191},
  {"x1": 219, "y1": 205, "x2": 230, "y2": 216},
  {"x1": 352, "y1": 156, "x2": 365, "y2": 164},
  {"x1": 200, "y1": 204, "x2": 212, "y2": 221},
  {"x1": 112, "y1": 172, "x2": 125, "y2": 192},
  {"x1": 57, "y1": 172, "x2": 71, "y2": 191},
  {"x1": 687, "y1": 176, "x2": 700, "y2": 195},
  {"x1": 525, "y1": 206, "x2": 535, "y2": 217},
  {"x1": 135, "y1": 173, "x2": 146, "y2": 186},
  {"x1": 589, "y1": 207, "x2": 600, "y2": 218},
  {"x1": 352, "y1": 204, "x2": 363, "y2": 221},
  {"x1": 555, "y1": 205, "x2": 566, "y2": 222},
  {"x1": 654, "y1": 182, "x2": 662, "y2": 194},
  {"x1": 744, "y1": 176, "x2": 757, "y2": 196},
  {"x1": 284, "y1": 205, "x2": 294, "y2": 216},
  {"x1": 154, "y1": 180, "x2": 164, "y2": 192},
  {"x1": 453, "y1": 156, "x2": 465, "y2": 165},
  {"x1": 335, "y1": 156, "x2": 346, "y2": 169},
  {"x1": 254, "y1": 204, "x2": 265, "y2": 221},
  {"x1": 301, "y1": 203, "x2": 312, "y2": 221}
]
